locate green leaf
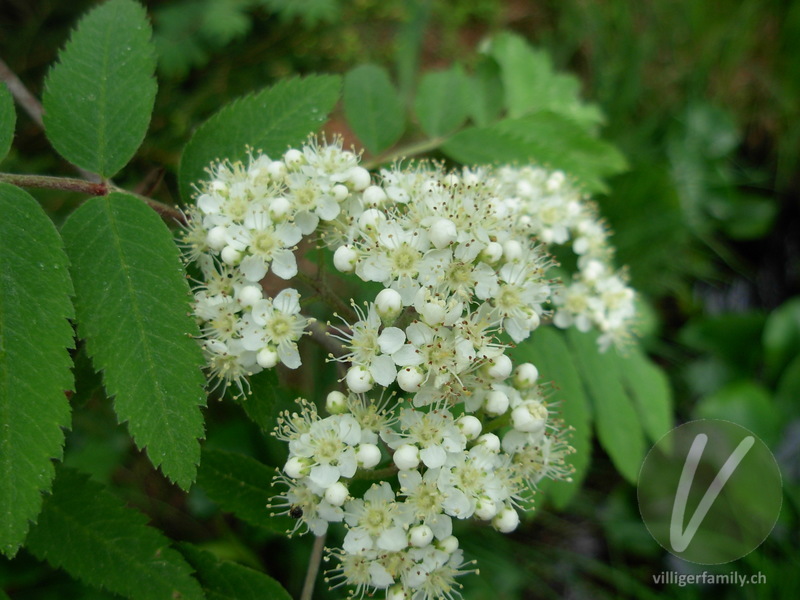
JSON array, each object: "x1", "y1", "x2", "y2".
[
  {"x1": 763, "y1": 297, "x2": 800, "y2": 381},
  {"x1": 693, "y1": 381, "x2": 781, "y2": 447},
  {"x1": 0, "y1": 184, "x2": 74, "y2": 557},
  {"x1": 617, "y1": 348, "x2": 673, "y2": 444},
  {"x1": 414, "y1": 66, "x2": 470, "y2": 138},
  {"x1": 239, "y1": 368, "x2": 281, "y2": 432},
  {"x1": 567, "y1": 329, "x2": 645, "y2": 484},
  {"x1": 441, "y1": 113, "x2": 627, "y2": 193},
  {"x1": 513, "y1": 327, "x2": 591, "y2": 508},
  {"x1": 42, "y1": 0, "x2": 157, "y2": 177},
  {"x1": 61, "y1": 193, "x2": 206, "y2": 489},
  {"x1": 180, "y1": 543, "x2": 292, "y2": 600},
  {"x1": 343, "y1": 65, "x2": 405, "y2": 155},
  {"x1": 179, "y1": 75, "x2": 341, "y2": 201},
  {"x1": 0, "y1": 83, "x2": 14, "y2": 163},
  {"x1": 488, "y1": 32, "x2": 604, "y2": 129},
  {"x1": 196, "y1": 448, "x2": 290, "y2": 533},
  {"x1": 26, "y1": 467, "x2": 203, "y2": 600},
  {"x1": 467, "y1": 58, "x2": 504, "y2": 127}
]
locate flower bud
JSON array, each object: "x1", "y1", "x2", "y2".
[
  {"x1": 393, "y1": 444, "x2": 420, "y2": 470},
  {"x1": 332, "y1": 184, "x2": 349, "y2": 201},
  {"x1": 256, "y1": 347, "x2": 278, "y2": 368},
  {"x1": 206, "y1": 226, "x2": 227, "y2": 250},
  {"x1": 397, "y1": 367, "x2": 424, "y2": 392},
  {"x1": 269, "y1": 196, "x2": 292, "y2": 220},
  {"x1": 220, "y1": 245, "x2": 241, "y2": 265},
  {"x1": 324, "y1": 481, "x2": 349, "y2": 506},
  {"x1": 363, "y1": 185, "x2": 387, "y2": 206},
  {"x1": 481, "y1": 241, "x2": 503, "y2": 264},
  {"x1": 429, "y1": 217, "x2": 457, "y2": 249},
  {"x1": 476, "y1": 432, "x2": 501, "y2": 452},
  {"x1": 346, "y1": 365, "x2": 373, "y2": 393},
  {"x1": 514, "y1": 362, "x2": 539, "y2": 388},
  {"x1": 284, "y1": 148, "x2": 303, "y2": 166},
  {"x1": 456, "y1": 415, "x2": 482, "y2": 440},
  {"x1": 348, "y1": 167, "x2": 371, "y2": 191},
  {"x1": 409, "y1": 524, "x2": 434, "y2": 547},
  {"x1": 503, "y1": 239, "x2": 523, "y2": 262},
  {"x1": 358, "y1": 208, "x2": 386, "y2": 231},
  {"x1": 333, "y1": 245, "x2": 358, "y2": 273},
  {"x1": 484, "y1": 390, "x2": 509, "y2": 416},
  {"x1": 511, "y1": 401, "x2": 548, "y2": 434},
  {"x1": 386, "y1": 585, "x2": 410, "y2": 600},
  {"x1": 325, "y1": 390, "x2": 348, "y2": 414},
  {"x1": 474, "y1": 498, "x2": 498, "y2": 520},
  {"x1": 438, "y1": 535, "x2": 459, "y2": 554},
  {"x1": 493, "y1": 506, "x2": 520, "y2": 533},
  {"x1": 375, "y1": 289, "x2": 403, "y2": 322},
  {"x1": 267, "y1": 161, "x2": 286, "y2": 178},
  {"x1": 356, "y1": 443, "x2": 382, "y2": 469},
  {"x1": 487, "y1": 354, "x2": 513, "y2": 380},
  {"x1": 237, "y1": 285, "x2": 263, "y2": 307},
  {"x1": 283, "y1": 456, "x2": 309, "y2": 479}
]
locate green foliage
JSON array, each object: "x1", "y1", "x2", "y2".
[
  {"x1": 618, "y1": 348, "x2": 673, "y2": 444},
  {"x1": 26, "y1": 467, "x2": 203, "y2": 600},
  {"x1": 513, "y1": 327, "x2": 591, "y2": 508},
  {"x1": 179, "y1": 75, "x2": 341, "y2": 201},
  {"x1": 196, "y1": 448, "x2": 290, "y2": 533},
  {"x1": 763, "y1": 297, "x2": 800, "y2": 381},
  {"x1": 466, "y1": 59, "x2": 504, "y2": 127},
  {"x1": 693, "y1": 381, "x2": 781, "y2": 447},
  {"x1": 567, "y1": 330, "x2": 646, "y2": 484},
  {"x1": 0, "y1": 184, "x2": 74, "y2": 557},
  {"x1": 42, "y1": 0, "x2": 157, "y2": 178},
  {"x1": 61, "y1": 193, "x2": 206, "y2": 490},
  {"x1": 488, "y1": 31, "x2": 604, "y2": 130},
  {"x1": 343, "y1": 65, "x2": 406, "y2": 155},
  {"x1": 180, "y1": 543, "x2": 292, "y2": 600},
  {"x1": 413, "y1": 66, "x2": 470, "y2": 138},
  {"x1": 0, "y1": 85, "x2": 13, "y2": 163},
  {"x1": 442, "y1": 112, "x2": 627, "y2": 193},
  {"x1": 238, "y1": 368, "x2": 282, "y2": 432}
]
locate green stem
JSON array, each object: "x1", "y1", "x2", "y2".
[
  {"x1": 300, "y1": 533, "x2": 326, "y2": 600},
  {"x1": 362, "y1": 136, "x2": 447, "y2": 170}
]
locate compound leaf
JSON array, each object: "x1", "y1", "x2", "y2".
[
  {"x1": 343, "y1": 64, "x2": 405, "y2": 155},
  {"x1": 196, "y1": 448, "x2": 290, "y2": 533},
  {"x1": 617, "y1": 348, "x2": 673, "y2": 444},
  {"x1": 179, "y1": 75, "x2": 341, "y2": 201},
  {"x1": 181, "y1": 543, "x2": 292, "y2": 600},
  {"x1": 0, "y1": 184, "x2": 73, "y2": 557},
  {"x1": 61, "y1": 193, "x2": 206, "y2": 489},
  {"x1": 414, "y1": 66, "x2": 469, "y2": 138},
  {"x1": 26, "y1": 467, "x2": 203, "y2": 600},
  {"x1": 0, "y1": 84, "x2": 14, "y2": 163},
  {"x1": 42, "y1": 0, "x2": 157, "y2": 177}
]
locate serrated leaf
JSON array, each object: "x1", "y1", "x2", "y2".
[
  {"x1": 239, "y1": 368, "x2": 281, "y2": 432},
  {"x1": 0, "y1": 184, "x2": 74, "y2": 557},
  {"x1": 442, "y1": 113, "x2": 627, "y2": 193},
  {"x1": 617, "y1": 348, "x2": 673, "y2": 444},
  {"x1": 180, "y1": 543, "x2": 292, "y2": 600},
  {"x1": 0, "y1": 83, "x2": 14, "y2": 163},
  {"x1": 42, "y1": 0, "x2": 157, "y2": 177},
  {"x1": 567, "y1": 329, "x2": 645, "y2": 484},
  {"x1": 343, "y1": 64, "x2": 405, "y2": 156},
  {"x1": 467, "y1": 58, "x2": 504, "y2": 127},
  {"x1": 196, "y1": 448, "x2": 290, "y2": 533},
  {"x1": 512, "y1": 327, "x2": 591, "y2": 509},
  {"x1": 61, "y1": 193, "x2": 206, "y2": 489},
  {"x1": 179, "y1": 75, "x2": 341, "y2": 201},
  {"x1": 489, "y1": 32, "x2": 604, "y2": 129},
  {"x1": 26, "y1": 467, "x2": 203, "y2": 600},
  {"x1": 414, "y1": 66, "x2": 469, "y2": 138}
]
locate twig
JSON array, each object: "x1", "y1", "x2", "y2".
[
  {"x1": 0, "y1": 56, "x2": 44, "y2": 128},
  {"x1": 300, "y1": 533, "x2": 326, "y2": 600},
  {"x1": 306, "y1": 319, "x2": 347, "y2": 358},
  {"x1": 362, "y1": 136, "x2": 447, "y2": 170},
  {"x1": 0, "y1": 172, "x2": 107, "y2": 195}
]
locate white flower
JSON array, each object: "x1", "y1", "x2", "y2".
[
  {"x1": 385, "y1": 407, "x2": 466, "y2": 469},
  {"x1": 244, "y1": 288, "x2": 307, "y2": 369},
  {"x1": 343, "y1": 482, "x2": 411, "y2": 553},
  {"x1": 289, "y1": 414, "x2": 362, "y2": 488}
]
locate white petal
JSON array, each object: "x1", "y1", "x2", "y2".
[
  {"x1": 271, "y1": 250, "x2": 298, "y2": 280},
  {"x1": 343, "y1": 529, "x2": 373, "y2": 554},
  {"x1": 276, "y1": 222, "x2": 302, "y2": 246},
  {"x1": 370, "y1": 354, "x2": 397, "y2": 387},
  {"x1": 377, "y1": 327, "x2": 406, "y2": 354},
  {"x1": 377, "y1": 526, "x2": 408, "y2": 552},
  {"x1": 278, "y1": 342, "x2": 301, "y2": 369},
  {"x1": 392, "y1": 344, "x2": 423, "y2": 367},
  {"x1": 317, "y1": 196, "x2": 341, "y2": 220},
  {"x1": 295, "y1": 210, "x2": 319, "y2": 235},
  {"x1": 240, "y1": 255, "x2": 268, "y2": 282},
  {"x1": 420, "y1": 445, "x2": 447, "y2": 469},
  {"x1": 273, "y1": 288, "x2": 301, "y2": 313},
  {"x1": 309, "y1": 464, "x2": 339, "y2": 488}
]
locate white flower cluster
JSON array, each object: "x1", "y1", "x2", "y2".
[
  {"x1": 271, "y1": 384, "x2": 573, "y2": 599},
  {"x1": 182, "y1": 139, "x2": 634, "y2": 598},
  {"x1": 490, "y1": 165, "x2": 636, "y2": 350}
]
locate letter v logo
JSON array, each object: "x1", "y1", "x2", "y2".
[{"x1": 669, "y1": 433, "x2": 755, "y2": 553}]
